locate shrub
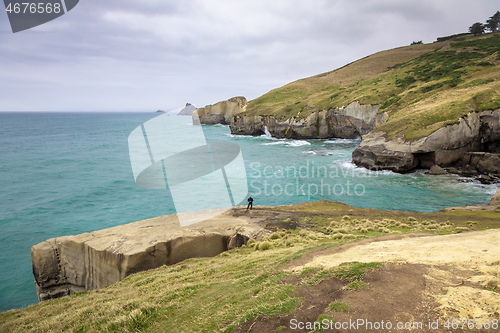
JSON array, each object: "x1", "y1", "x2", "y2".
[
  {"x1": 270, "y1": 233, "x2": 281, "y2": 240},
  {"x1": 342, "y1": 234, "x2": 357, "y2": 240},
  {"x1": 396, "y1": 76, "x2": 417, "y2": 88},
  {"x1": 477, "y1": 61, "x2": 494, "y2": 67},
  {"x1": 258, "y1": 241, "x2": 272, "y2": 251},
  {"x1": 381, "y1": 95, "x2": 402, "y2": 109}
]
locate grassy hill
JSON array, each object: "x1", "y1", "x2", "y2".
[
  {"x1": 243, "y1": 33, "x2": 500, "y2": 141},
  {"x1": 1, "y1": 202, "x2": 499, "y2": 333}
]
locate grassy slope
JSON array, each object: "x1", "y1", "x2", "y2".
[
  {"x1": 1, "y1": 201, "x2": 499, "y2": 333},
  {"x1": 242, "y1": 33, "x2": 500, "y2": 141}
]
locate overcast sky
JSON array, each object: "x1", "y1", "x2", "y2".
[{"x1": 0, "y1": 0, "x2": 498, "y2": 112}]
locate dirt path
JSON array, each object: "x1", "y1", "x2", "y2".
[
  {"x1": 235, "y1": 230, "x2": 500, "y2": 333},
  {"x1": 300, "y1": 229, "x2": 500, "y2": 275}
]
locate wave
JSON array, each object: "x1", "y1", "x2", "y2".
[
  {"x1": 226, "y1": 133, "x2": 256, "y2": 138},
  {"x1": 340, "y1": 161, "x2": 397, "y2": 176},
  {"x1": 324, "y1": 138, "x2": 361, "y2": 144},
  {"x1": 262, "y1": 140, "x2": 311, "y2": 147}
]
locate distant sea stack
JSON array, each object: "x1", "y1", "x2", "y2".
[{"x1": 177, "y1": 103, "x2": 197, "y2": 116}]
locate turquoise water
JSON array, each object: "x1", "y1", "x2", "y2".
[{"x1": 0, "y1": 113, "x2": 497, "y2": 311}]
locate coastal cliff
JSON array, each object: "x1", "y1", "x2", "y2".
[
  {"x1": 352, "y1": 109, "x2": 500, "y2": 174},
  {"x1": 194, "y1": 97, "x2": 386, "y2": 139},
  {"x1": 230, "y1": 101, "x2": 387, "y2": 139},
  {"x1": 31, "y1": 210, "x2": 271, "y2": 301},
  {"x1": 191, "y1": 35, "x2": 500, "y2": 177},
  {"x1": 193, "y1": 96, "x2": 247, "y2": 125}
]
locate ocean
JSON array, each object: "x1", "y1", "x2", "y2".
[{"x1": 0, "y1": 112, "x2": 497, "y2": 312}]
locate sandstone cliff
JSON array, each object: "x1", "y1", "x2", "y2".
[
  {"x1": 193, "y1": 96, "x2": 247, "y2": 125},
  {"x1": 230, "y1": 101, "x2": 387, "y2": 139},
  {"x1": 31, "y1": 209, "x2": 271, "y2": 301},
  {"x1": 352, "y1": 109, "x2": 500, "y2": 174}
]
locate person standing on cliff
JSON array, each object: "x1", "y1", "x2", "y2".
[{"x1": 247, "y1": 196, "x2": 253, "y2": 210}]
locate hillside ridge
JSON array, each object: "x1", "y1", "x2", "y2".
[{"x1": 196, "y1": 33, "x2": 500, "y2": 175}]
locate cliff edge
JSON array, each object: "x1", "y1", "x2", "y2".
[{"x1": 31, "y1": 209, "x2": 271, "y2": 301}]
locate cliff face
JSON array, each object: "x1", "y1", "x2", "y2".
[
  {"x1": 193, "y1": 96, "x2": 247, "y2": 125},
  {"x1": 352, "y1": 109, "x2": 500, "y2": 174},
  {"x1": 31, "y1": 210, "x2": 270, "y2": 301},
  {"x1": 230, "y1": 101, "x2": 386, "y2": 139}
]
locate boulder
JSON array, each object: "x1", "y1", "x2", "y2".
[{"x1": 428, "y1": 165, "x2": 447, "y2": 175}]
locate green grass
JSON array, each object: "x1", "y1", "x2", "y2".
[
  {"x1": 329, "y1": 302, "x2": 352, "y2": 313},
  {"x1": 314, "y1": 314, "x2": 335, "y2": 333},
  {"x1": 332, "y1": 262, "x2": 384, "y2": 282},
  {"x1": 345, "y1": 281, "x2": 368, "y2": 291}
]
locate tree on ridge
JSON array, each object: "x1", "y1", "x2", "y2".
[
  {"x1": 469, "y1": 22, "x2": 485, "y2": 36},
  {"x1": 485, "y1": 11, "x2": 500, "y2": 32}
]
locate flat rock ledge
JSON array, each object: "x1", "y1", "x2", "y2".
[{"x1": 31, "y1": 208, "x2": 272, "y2": 302}]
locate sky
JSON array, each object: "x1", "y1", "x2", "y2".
[{"x1": 0, "y1": 0, "x2": 498, "y2": 112}]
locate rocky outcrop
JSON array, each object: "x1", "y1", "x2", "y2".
[
  {"x1": 353, "y1": 109, "x2": 500, "y2": 174},
  {"x1": 487, "y1": 187, "x2": 500, "y2": 207},
  {"x1": 193, "y1": 97, "x2": 247, "y2": 125},
  {"x1": 177, "y1": 103, "x2": 197, "y2": 116},
  {"x1": 230, "y1": 101, "x2": 386, "y2": 139},
  {"x1": 31, "y1": 209, "x2": 270, "y2": 302},
  {"x1": 462, "y1": 152, "x2": 500, "y2": 175}
]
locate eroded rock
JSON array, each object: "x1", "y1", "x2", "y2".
[
  {"x1": 353, "y1": 109, "x2": 500, "y2": 174},
  {"x1": 31, "y1": 209, "x2": 270, "y2": 301},
  {"x1": 230, "y1": 101, "x2": 385, "y2": 139},
  {"x1": 193, "y1": 96, "x2": 247, "y2": 125}
]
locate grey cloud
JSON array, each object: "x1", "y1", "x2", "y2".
[{"x1": 0, "y1": 0, "x2": 498, "y2": 111}]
